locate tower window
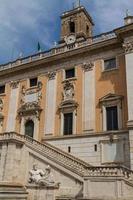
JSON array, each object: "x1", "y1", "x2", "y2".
[
  {"x1": 25, "y1": 120, "x2": 34, "y2": 138},
  {"x1": 69, "y1": 21, "x2": 75, "y2": 33},
  {"x1": 106, "y1": 106, "x2": 118, "y2": 130},
  {"x1": 29, "y1": 77, "x2": 38, "y2": 87},
  {"x1": 86, "y1": 25, "x2": 89, "y2": 33},
  {"x1": 63, "y1": 113, "x2": 73, "y2": 135},
  {"x1": 65, "y1": 68, "x2": 75, "y2": 79}
]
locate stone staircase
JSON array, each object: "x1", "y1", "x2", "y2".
[
  {"x1": 0, "y1": 132, "x2": 91, "y2": 176},
  {"x1": 1, "y1": 132, "x2": 133, "y2": 200},
  {"x1": 1, "y1": 132, "x2": 133, "y2": 180}
]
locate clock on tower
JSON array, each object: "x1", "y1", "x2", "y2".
[{"x1": 60, "y1": 5, "x2": 94, "y2": 44}]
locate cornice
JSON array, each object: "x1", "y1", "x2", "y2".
[{"x1": 0, "y1": 37, "x2": 120, "y2": 78}]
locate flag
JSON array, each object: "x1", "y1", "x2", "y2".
[{"x1": 37, "y1": 42, "x2": 41, "y2": 52}]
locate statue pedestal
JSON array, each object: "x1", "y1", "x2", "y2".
[{"x1": 27, "y1": 184, "x2": 59, "y2": 200}]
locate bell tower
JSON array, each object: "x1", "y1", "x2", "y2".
[{"x1": 60, "y1": 5, "x2": 94, "y2": 44}]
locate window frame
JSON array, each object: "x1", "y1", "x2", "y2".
[
  {"x1": 102, "y1": 57, "x2": 118, "y2": 72},
  {"x1": 63, "y1": 67, "x2": 76, "y2": 81},
  {"x1": 102, "y1": 102, "x2": 122, "y2": 132},
  {"x1": 29, "y1": 77, "x2": 38, "y2": 88},
  {"x1": 106, "y1": 105, "x2": 118, "y2": 131},
  {"x1": 60, "y1": 109, "x2": 76, "y2": 136},
  {"x1": 25, "y1": 120, "x2": 34, "y2": 138},
  {"x1": 63, "y1": 112, "x2": 73, "y2": 135}
]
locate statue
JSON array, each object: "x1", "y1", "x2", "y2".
[
  {"x1": 63, "y1": 81, "x2": 74, "y2": 100},
  {"x1": 29, "y1": 164, "x2": 57, "y2": 186},
  {"x1": 29, "y1": 164, "x2": 45, "y2": 184}
]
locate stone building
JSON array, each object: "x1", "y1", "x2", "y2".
[{"x1": 0, "y1": 4, "x2": 133, "y2": 200}]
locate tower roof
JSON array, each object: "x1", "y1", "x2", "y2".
[{"x1": 61, "y1": 6, "x2": 94, "y2": 26}]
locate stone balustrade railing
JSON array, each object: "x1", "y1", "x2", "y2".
[
  {"x1": 0, "y1": 31, "x2": 116, "y2": 72},
  {"x1": 85, "y1": 166, "x2": 133, "y2": 180},
  {"x1": 1, "y1": 132, "x2": 132, "y2": 181},
  {"x1": 0, "y1": 132, "x2": 90, "y2": 176}
]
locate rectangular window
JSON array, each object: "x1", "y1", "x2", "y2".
[
  {"x1": 0, "y1": 85, "x2": 5, "y2": 94},
  {"x1": 104, "y1": 58, "x2": 116, "y2": 71},
  {"x1": 63, "y1": 113, "x2": 73, "y2": 135},
  {"x1": 29, "y1": 77, "x2": 38, "y2": 87},
  {"x1": 65, "y1": 68, "x2": 75, "y2": 79},
  {"x1": 106, "y1": 106, "x2": 118, "y2": 130}
]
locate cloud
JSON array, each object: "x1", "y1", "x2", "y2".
[{"x1": 0, "y1": 0, "x2": 132, "y2": 64}]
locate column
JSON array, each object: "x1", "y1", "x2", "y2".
[
  {"x1": 44, "y1": 72, "x2": 57, "y2": 135},
  {"x1": 123, "y1": 37, "x2": 133, "y2": 169},
  {"x1": 82, "y1": 62, "x2": 95, "y2": 132},
  {"x1": 6, "y1": 81, "x2": 19, "y2": 132}
]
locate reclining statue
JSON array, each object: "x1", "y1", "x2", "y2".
[{"x1": 29, "y1": 164, "x2": 56, "y2": 186}]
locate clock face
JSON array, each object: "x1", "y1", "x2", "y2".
[{"x1": 65, "y1": 35, "x2": 76, "y2": 45}]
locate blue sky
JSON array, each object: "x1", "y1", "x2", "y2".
[{"x1": 0, "y1": 0, "x2": 133, "y2": 64}]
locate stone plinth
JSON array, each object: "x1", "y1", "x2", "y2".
[
  {"x1": 0, "y1": 182, "x2": 28, "y2": 200},
  {"x1": 27, "y1": 184, "x2": 59, "y2": 200}
]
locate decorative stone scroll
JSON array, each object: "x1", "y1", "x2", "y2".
[
  {"x1": 29, "y1": 164, "x2": 59, "y2": 187},
  {"x1": 123, "y1": 40, "x2": 133, "y2": 54},
  {"x1": 10, "y1": 81, "x2": 19, "y2": 89},
  {"x1": 47, "y1": 71, "x2": 56, "y2": 80},
  {"x1": 82, "y1": 62, "x2": 94, "y2": 71},
  {"x1": 0, "y1": 99, "x2": 3, "y2": 112},
  {"x1": 62, "y1": 80, "x2": 74, "y2": 101}
]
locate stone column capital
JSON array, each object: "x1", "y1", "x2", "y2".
[
  {"x1": 82, "y1": 62, "x2": 94, "y2": 72},
  {"x1": 123, "y1": 40, "x2": 133, "y2": 54}
]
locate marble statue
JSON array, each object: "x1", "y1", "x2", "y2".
[{"x1": 29, "y1": 164, "x2": 56, "y2": 186}]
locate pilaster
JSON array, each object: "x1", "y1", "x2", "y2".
[
  {"x1": 82, "y1": 62, "x2": 95, "y2": 132},
  {"x1": 123, "y1": 36, "x2": 133, "y2": 169}
]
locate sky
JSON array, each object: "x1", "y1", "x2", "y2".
[{"x1": 0, "y1": 0, "x2": 133, "y2": 64}]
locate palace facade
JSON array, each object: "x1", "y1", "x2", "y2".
[{"x1": 0, "y1": 5, "x2": 133, "y2": 200}]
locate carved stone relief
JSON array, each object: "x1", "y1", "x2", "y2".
[
  {"x1": 18, "y1": 82, "x2": 43, "y2": 120},
  {"x1": 29, "y1": 164, "x2": 59, "y2": 187},
  {"x1": 10, "y1": 81, "x2": 19, "y2": 89},
  {"x1": 47, "y1": 71, "x2": 56, "y2": 80},
  {"x1": 123, "y1": 40, "x2": 133, "y2": 54},
  {"x1": 82, "y1": 62, "x2": 94, "y2": 71},
  {"x1": 0, "y1": 99, "x2": 3, "y2": 112},
  {"x1": 62, "y1": 80, "x2": 74, "y2": 101}
]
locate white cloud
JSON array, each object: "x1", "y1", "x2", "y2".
[{"x1": 0, "y1": 0, "x2": 132, "y2": 63}]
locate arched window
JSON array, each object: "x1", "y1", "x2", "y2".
[
  {"x1": 25, "y1": 120, "x2": 34, "y2": 138},
  {"x1": 69, "y1": 21, "x2": 75, "y2": 33}
]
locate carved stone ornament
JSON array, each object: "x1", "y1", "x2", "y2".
[
  {"x1": 0, "y1": 99, "x2": 3, "y2": 112},
  {"x1": 82, "y1": 62, "x2": 94, "y2": 71},
  {"x1": 10, "y1": 81, "x2": 19, "y2": 89},
  {"x1": 47, "y1": 71, "x2": 56, "y2": 80},
  {"x1": 63, "y1": 80, "x2": 74, "y2": 101},
  {"x1": 20, "y1": 81, "x2": 43, "y2": 106},
  {"x1": 29, "y1": 164, "x2": 59, "y2": 187},
  {"x1": 123, "y1": 41, "x2": 133, "y2": 54},
  {"x1": 18, "y1": 102, "x2": 42, "y2": 120}
]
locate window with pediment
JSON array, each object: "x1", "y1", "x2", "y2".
[{"x1": 99, "y1": 93, "x2": 123, "y2": 131}]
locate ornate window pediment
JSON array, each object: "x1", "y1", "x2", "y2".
[
  {"x1": 18, "y1": 102, "x2": 42, "y2": 119},
  {"x1": 18, "y1": 82, "x2": 43, "y2": 119},
  {"x1": 100, "y1": 93, "x2": 123, "y2": 131},
  {"x1": 59, "y1": 99, "x2": 78, "y2": 112},
  {"x1": 99, "y1": 93, "x2": 123, "y2": 106}
]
